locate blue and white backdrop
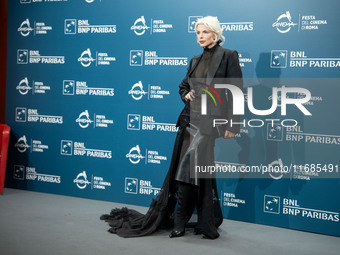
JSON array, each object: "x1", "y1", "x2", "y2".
[{"x1": 5, "y1": 0, "x2": 340, "y2": 237}]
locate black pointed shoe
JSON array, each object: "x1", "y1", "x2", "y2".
[{"x1": 169, "y1": 230, "x2": 185, "y2": 238}]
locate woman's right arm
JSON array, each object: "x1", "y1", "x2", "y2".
[{"x1": 179, "y1": 58, "x2": 193, "y2": 103}]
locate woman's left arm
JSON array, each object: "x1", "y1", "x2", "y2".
[{"x1": 224, "y1": 50, "x2": 243, "y2": 139}]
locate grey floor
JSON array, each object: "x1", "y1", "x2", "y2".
[{"x1": 0, "y1": 188, "x2": 339, "y2": 255}]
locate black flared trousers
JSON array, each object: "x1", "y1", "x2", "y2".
[{"x1": 173, "y1": 181, "x2": 198, "y2": 231}]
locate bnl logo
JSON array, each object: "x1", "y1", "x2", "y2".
[
  {"x1": 127, "y1": 114, "x2": 141, "y2": 130},
  {"x1": 17, "y1": 50, "x2": 28, "y2": 64},
  {"x1": 130, "y1": 50, "x2": 143, "y2": 66},
  {"x1": 65, "y1": 19, "x2": 76, "y2": 34},
  {"x1": 271, "y1": 50, "x2": 288, "y2": 68},
  {"x1": 125, "y1": 177, "x2": 138, "y2": 194},
  {"x1": 63, "y1": 80, "x2": 75, "y2": 95},
  {"x1": 14, "y1": 165, "x2": 25, "y2": 180},
  {"x1": 61, "y1": 140, "x2": 73, "y2": 155},
  {"x1": 267, "y1": 123, "x2": 283, "y2": 141},
  {"x1": 264, "y1": 195, "x2": 280, "y2": 214},
  {"x1": 188, "y1": 16, "x2": 203, "y2": 33},
  {"x1": 15, "y1": 107, "x2": 27, "y2": 122}
]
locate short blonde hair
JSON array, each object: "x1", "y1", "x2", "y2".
[{"x1": 195, "y1": 16, "x2": 225, "y2": 45}]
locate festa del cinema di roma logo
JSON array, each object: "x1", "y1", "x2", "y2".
[
  {"x1": 126, "y1": 145, "x2": 145, "y2": 164},
  {"x1": 18, "y1": 19, "x2": 34, "y2": 36},
  {"x1": 200, "y1": 82, "x2": 312, "y2": 128},
  {"x1": 272, "y1": 11, "x2": 298, "y2": 33},
  {"x1": 78, "y1": 48, "x2": 116, "y2": 67},
  {"x1": 131, "y1": 16, "x2": 150, "y2": 35},
  {"x1": 78, "y1": 49, "x2": 95, "y2": 67},
  {"x1": 73, "y1": 171, "x2": 91, "y2": 189},
  {"x1": 130, "y1": 16, "x2": 173, "y2": 36}
]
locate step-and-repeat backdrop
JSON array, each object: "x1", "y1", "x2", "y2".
[{"x1": 5, "y1": 0, "x2": 340, "y2": 237}]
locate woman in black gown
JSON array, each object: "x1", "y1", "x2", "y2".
[{"x1": 100, "y1": 16, "x2": 243, "y2": 240}]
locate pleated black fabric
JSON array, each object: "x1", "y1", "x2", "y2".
[{"x1": 100, "y1": 126, "x2": 223, "y2": 239}]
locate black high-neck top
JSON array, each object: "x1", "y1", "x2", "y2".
[
  {"x1": 190, "y1": 43, "x2": 219, "y2": 111},
  {"x1": 192, "y1": 43, "x2": 219, "y2": 79}
]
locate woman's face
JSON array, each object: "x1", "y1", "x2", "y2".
[{"x1": 196, "y1": 24, "x2": 216, "y2": 48}]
